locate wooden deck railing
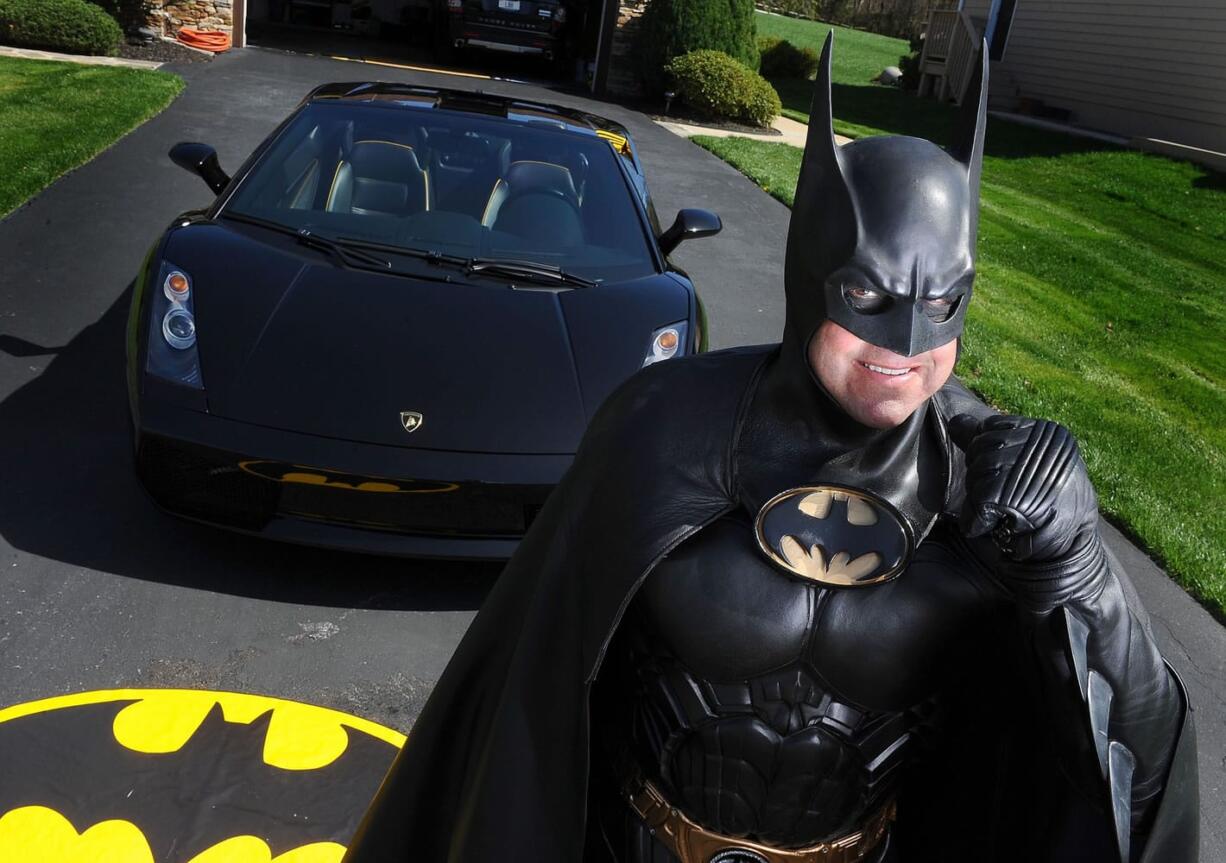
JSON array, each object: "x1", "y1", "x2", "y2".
[
  {"x1": 918, "y1": 8, "x2": 980, "y2": 105},
  {"x1": 924, "y1": 8, "x2": 959, "y2": 62}
]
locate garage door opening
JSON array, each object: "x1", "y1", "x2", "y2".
[{"x1": 242, "y1": 0, "x2": 608, "y2": 88}]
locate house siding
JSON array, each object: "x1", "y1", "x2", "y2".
[{"x1": 988, "y1": 0, "x2": 1226, "y2": 151}]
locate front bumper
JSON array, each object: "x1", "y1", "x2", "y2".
[{"x1": 133, "y1": 393, "x2": 567, "y2": 559}]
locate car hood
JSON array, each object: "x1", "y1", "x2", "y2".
[{"x1": 163, "y1": 222, "x2": 688, "y2": 455}]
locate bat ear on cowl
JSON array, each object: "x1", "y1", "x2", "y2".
[
  {"x1": 796, "y1": 32, "x2": 845, "y2": 206},
  {"x1": 948, "y1": 40, "x2": 989, "y2": 245},
  {"x1": 783, "y1": 31, "x2": 858, "y2": 348}
]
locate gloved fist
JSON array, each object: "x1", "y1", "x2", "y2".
[{"x1": 949, "y1": 414, "x2": 1108, "y2": 611}]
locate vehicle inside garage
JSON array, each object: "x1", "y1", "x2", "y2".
[{"x1": 241, "y1": 0, "x2": 613, "y2": 88}]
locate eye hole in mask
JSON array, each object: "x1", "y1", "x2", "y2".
[
  {"x1": 923, "y1": 294, "x2": 962, "y2": 323},
  {"x1": 843, "y1": 284, "x2": 890, "y2": 315}
]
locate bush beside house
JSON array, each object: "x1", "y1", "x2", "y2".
[
  {"x1": 758, "y1": 35, "x2": 819, "y2": 78},
  {"x1": 636, "y1": 0, "x2": 759, "y2": 95},
  {"x1": 666, "y1": 49, "x2": 781, "y2": 127},
  {"x1": 0, "y1": 0, "x2": 123, "y2": 55},
  {"x1": 897, "y1": 34, "x2": 923, "y2": 91}
]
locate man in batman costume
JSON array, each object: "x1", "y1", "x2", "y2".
[{"x1": 344, "y1": 37, "x2": 1198, "y2": 863}]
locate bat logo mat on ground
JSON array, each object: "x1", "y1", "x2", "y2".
[{"x1": 0, "y1": 689, "x2": 406, "y2": 862}]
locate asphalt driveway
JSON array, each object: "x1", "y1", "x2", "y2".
[{"x1": 0, "y1": 47, "x2": 1221, "y2": 857}]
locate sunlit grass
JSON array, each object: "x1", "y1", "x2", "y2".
[
  {"x1": 0, "y1": 57, "x2": 183, "y2": 218},
  {"x1": 754, "y1": 11, "x2": 907, "y2": 86}
]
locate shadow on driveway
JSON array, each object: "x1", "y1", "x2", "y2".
[{"x1": 0, "y1": 289, "x2": 499, "y2": 612}]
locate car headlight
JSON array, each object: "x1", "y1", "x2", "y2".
[
  {"x1": 146, "y1": 261, "x2": 204, "y2": 388},
  {"x1": 642, "y1": 321, "x2": 687, "y2": 367}
]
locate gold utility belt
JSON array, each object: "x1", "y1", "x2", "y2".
[{"x1": 624, "y1": 774, "x2": 896, "y2": 863}]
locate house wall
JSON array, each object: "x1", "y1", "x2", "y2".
[
  {"x1": 145, "y1": 0, "x2": 235, "y2": 36},
  {"x1": 605, "y1": 0, "x2": 647, "y2": 96},
  {"x1": 165, "y1": 0, "x2": 234, "y2": 32},
  {"x1": 987, "y1": 0, "x2": 1226, "y2": 152}
]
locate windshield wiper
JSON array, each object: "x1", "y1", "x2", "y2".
[
  {"x1": 338, "y1": 243, "x2": 597, "y2": 289},
  {"x1": 463, "y1": 258, "x2": 599, "y2": 289},
  {"x1": 335, "y1": 236, "x2": 469, "y2": 268},
  {"x1": 296, "y1": 229, "x2": 391, "y2": 270},
  {"x1": 223, "y1": 215, "x2": 598, "y2": 288},
  {"x1": 220, "y1": 212, "x2": 391, "y2": 270}
]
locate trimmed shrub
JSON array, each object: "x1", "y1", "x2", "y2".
[
  {"x1": 898, "y1": 34, "x2": 924, "y2": 92},
  {"x1": 0, "y1": 0, "x2": 123, "y2": 56},
  {"x1": 757, "y1": 35, "x2": 819, "y2": 79},
  {"x1": 666, "y1": 50, "x2": 782, "y2": 128},
  {"x1": 636, "y1": 0, "x2": 759, "y2": 96},
  {"x1": 86, "y1": 0, "x2": 154, "y2": 35}
]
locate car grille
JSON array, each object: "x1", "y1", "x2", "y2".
[{"x1": 137, "y1": 435, "x2": 551, "y2": 538}]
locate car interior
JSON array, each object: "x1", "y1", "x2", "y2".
[{"x1": 224, "y1": 104, "x2": 655, "y2": 280}]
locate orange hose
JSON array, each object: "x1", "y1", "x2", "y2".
[{"x1": 177, "y1": 27, "x2": 232, "y2": 52}]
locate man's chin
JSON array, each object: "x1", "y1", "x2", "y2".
[{"x1": 846, "y1": 394, "x2": 923, "y2": 429}]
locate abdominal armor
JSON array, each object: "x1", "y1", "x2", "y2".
[{"x1": 598, "y1": 508, "x2": 1003, "y2": 858}]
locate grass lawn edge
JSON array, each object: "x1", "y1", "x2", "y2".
[{"x1": 0, "y1": 57, "x2": 186, "y2": 221}]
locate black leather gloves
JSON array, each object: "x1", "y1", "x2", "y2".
[{"x1": 950, "y1": 414, "x2": 1109, "y2": 612}]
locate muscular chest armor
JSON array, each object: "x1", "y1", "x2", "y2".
[{"x1": 616, "y1": 512, "x2": 998, "y2": 848}]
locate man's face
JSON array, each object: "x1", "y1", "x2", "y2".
[{"x1": 808, "y1": 320, "x2": 957, "y2": 429}]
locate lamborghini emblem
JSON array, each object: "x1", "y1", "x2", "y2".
[
  {"x1": 400, "y1": 411, "x2": 423, "y2": 434},
  {"x1": 755, "y1": 485, "x2": 912, "y2": 587}
]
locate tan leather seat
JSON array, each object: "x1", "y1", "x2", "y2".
[
  {"x1": 481, "y1": 161, "x2": 583, "y2": 246},
  {"x1": 326, "y1": 140, "x2": 430, "y2": 217}
]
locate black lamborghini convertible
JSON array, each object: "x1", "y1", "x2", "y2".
[{"x1": 127, "y1": 82, "x2": 721, "y2": 558}]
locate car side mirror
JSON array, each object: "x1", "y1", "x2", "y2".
[
  {"x1": 658, "y1": 208, "x2": 722, "y2": 255},
  {"x1": 169, "y1": 142, "x2": 231, "y2": 195}
]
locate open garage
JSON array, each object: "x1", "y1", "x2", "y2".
[{"x1": 148, "y1": 0, "x2": 642, "y2": 95}]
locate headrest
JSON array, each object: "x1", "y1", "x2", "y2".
[
  {"x1": 350, "y1": 140, "x2": 424, "y2": 180},
  {"x1": 504, "y1": 161, "x2": 577, "y2": 204}
]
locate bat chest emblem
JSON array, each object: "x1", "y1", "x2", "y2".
[{"x1": 754, "y1": 485, "x2": 913, "y2": 587}]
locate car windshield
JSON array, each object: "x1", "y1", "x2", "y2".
[{"x1": 222, "y1": 100, "x2": 656, "y2": 282}]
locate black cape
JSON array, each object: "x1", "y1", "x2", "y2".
[{"x1": 344, "y1": 346, "x2": 1197, "y2": 862}]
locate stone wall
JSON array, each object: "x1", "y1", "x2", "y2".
[
  {"x1": 146, "y1": 0, "x2": 234, "y2": 36},
  {"x1": 606, "y1": 0, "x2": 647, "y2": 97}
]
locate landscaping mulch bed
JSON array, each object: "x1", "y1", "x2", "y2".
[{"x1": 119, "y1": 38, "x2": 213, "y2": 65}]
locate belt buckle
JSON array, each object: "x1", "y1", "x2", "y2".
[
  {"x1": 628, "y1": 774, "x2": 892, "y2": 863},
  {"x1": 707, "y1": 849, "x2": 771, "y2": 863}
]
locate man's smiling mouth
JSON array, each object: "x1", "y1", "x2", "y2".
[{"x1": 860, "y1": 361, "x2": 913, "y2": 377}]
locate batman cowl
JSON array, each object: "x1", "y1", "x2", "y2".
[
  {"x1": 736, "y1": 34, "x2": 991, "y2": 537},
  {"x1": 784, "y1": 32, "x2": 988, "y2": 359}
]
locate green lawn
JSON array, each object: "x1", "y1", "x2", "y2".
[
  {"x1": 692, "y1": 125, "x2": 1226, "y2": 618},
  {"x1": 0, "y1": 57, "x2": 183, "y2": 218},
  {"x1": 755, "y1": 11, "x2": 908, "y2": 88},
  {"x1": 755, "y1": 9, "x2": 970, "y2": 140}
]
